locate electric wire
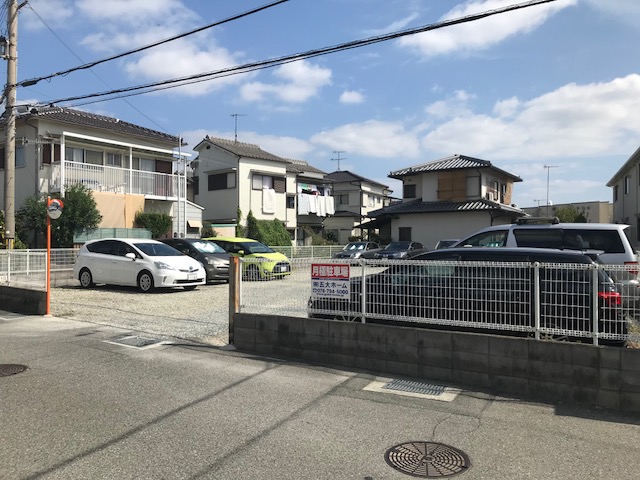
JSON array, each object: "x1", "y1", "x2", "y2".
[
  {"x1": 17, "y1": 0, "x2": 289, "y2": 88},
  {"x1": 33, "y1": 0, "x2": 559, "y2": 109}
]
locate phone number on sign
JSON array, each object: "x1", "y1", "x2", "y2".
[{"x1": 311, "y1": 280, "x2": 350, "y2": 298}]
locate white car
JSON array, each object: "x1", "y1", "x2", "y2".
[{"x1": 73, "y1": 238, "x2": 206, "y2": 292}]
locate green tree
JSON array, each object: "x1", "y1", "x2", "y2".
[
  {"x1": 235, "y1": 207, "x2": 246, "y2": 237},
  {"x1": 554, "y1": 205, "x2": 588, "y2": 223},
  {"x1": 16, "y1": 184, "x2": 102, "y2": 247},
  {"x1": 246, "y1": 210, "x2": 259, "y2": 240},
  {"x1": 201, "y1": 225, "x2": 216, "y2": 238},
  {"x1": 134, "y1": 211, "x2": 172, "y2": 238},
  {"x1": 54, "y1": 184, "x2": 102, "y2": 247}
]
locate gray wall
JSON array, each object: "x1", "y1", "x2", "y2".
[
  {"x1": 234, "y1": 313, "x2": 640, "y2": 413},
  {"x1": 0, "y1": 286, "x2": 47, "y2": 315}
]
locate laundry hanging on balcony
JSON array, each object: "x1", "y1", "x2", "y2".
[{"x1": 262, "y1": 187, "x2": 276, "y2": 214}]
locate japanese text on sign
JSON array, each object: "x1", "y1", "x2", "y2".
[{"x1": 311, "y1": 263, "x2": 350, "y2": 298}]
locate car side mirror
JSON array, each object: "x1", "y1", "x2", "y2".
[
  {"x1": 237, "y1": 250, "x2": 245, "y2": 256},
  {"x1": 125, "y1": 252, "x2": 136, "y2": 261}
]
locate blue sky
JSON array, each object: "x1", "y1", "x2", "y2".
[{"x1": 12, "y1": 0, "x2": 640, "y2": 208}]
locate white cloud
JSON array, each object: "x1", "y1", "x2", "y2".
[
  {"x1": 310, "y1": 120, "x2": 421, "y2": 158},
  {"x1": 493, "y1": 97, "x2": 520, "y2": 118},
  {"x1": 76, "y1": 0, "x2": 195, "y2": 26},
  {"x1": 426, "y1": 90, "x2": 475, "y2": 118},
  {"x1": 363, "y1": 12, "x2": 420, "y2": 36},
  {"x1": 240, "y1": 61, "x2": 332, "y2": 104},
  {"x1": 423, "y1": 74, "x2": 640, "y2": 160},
  {"x1": 398, "y1": 0, "x2": 577, "y2": 57},
  {"x1": 339, "y1": 90, "x2": 365, "y2": 104},
  {"x1": 21, "y1": 0, "x2": 74, "y2": 30}
]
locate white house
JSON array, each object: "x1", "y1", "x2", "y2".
[
  {"x1": 0, "y1": 106, "x2": 200, "y2": 242},
  {"x1": 191, "y1": 136, "x2": 333, "y2": 243},
  {"x1": 322, "y1": 170, "x2": 394, "y2": 244},
  {"x1": 365, "y1": 154, "x2": 525, "y2": 249},
  {"x1": 606, "y1": 145, "x2": 640, "y2": 246}
]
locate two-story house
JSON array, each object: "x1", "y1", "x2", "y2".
[
  {"x1": 0, "y1": 106, "x2": 200, "y2": 242},
  {"x1": 606, "y1": 145, "x2": 640, "y2": 246},
  {"x1": 322, "y1": 170, "x2": 394, "y2": 244},
  {"x1": 191, "y1": 137, "x2": 333, "y2": 243},
  {"x1": 365, "y1": 154, "x2": 525, "y2": 249}
]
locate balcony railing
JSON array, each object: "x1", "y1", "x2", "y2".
[{"x1": 50, "y1": 161, "x2": 180, "y2": 198}]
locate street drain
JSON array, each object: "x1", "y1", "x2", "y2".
[
  {"x1": 383, "y1": 379, "x2": 446, "y2": 396},
  {"x1": 363, "y1": 378, "x2": 460, "y2": 402},
  {"x1": 105, "y1": 335, "x2": 167, "y2": 349},
  {"x1": 385, "y1": 441, "x2": 470, "y2": 478},
  {"x1": 0, "y1": 364, "x2": 28, "y2": 377}
]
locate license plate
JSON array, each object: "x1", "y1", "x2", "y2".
[
  {"x1": 279, "y1": 266, "x2": 287, "y2": 272},
  {"x1": 188, "y1": 273, "x2": 197, "y2": 281}
]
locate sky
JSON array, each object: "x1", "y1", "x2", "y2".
[{"x1": 9, "y1": 0, "x2": 640, "y2": 208}]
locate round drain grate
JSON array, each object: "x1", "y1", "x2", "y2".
[
  {"x1": 385, "y1": 441, "x2": 470, "y2": 478},
  {"x1": 0, "y1": 364, "x2": 28, "y2": 377}
]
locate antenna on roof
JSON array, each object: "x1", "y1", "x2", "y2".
[
  {"x1": 230, "y1": 113, "x2": 246, "y2": 143},
  {"x1": 331, "y1": 151, "x2": 346, "y2": 171}
]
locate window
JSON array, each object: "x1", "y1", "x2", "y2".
[
  {"x1": 252, "y1": 174, "x2": 285, "y2": 193},
  {"x1": 624, "y1": 175, "x2": 630, "y2": 195},
  {"x1": 107, "y1": 152, "x2": 122, "y2": 167},
  {"x1": 613, "y1": 185, "x2": 618, "y2": 202},
  {"x1": 460, "y1": 230, "x2": 508, "y2": 247},
  {"x1": 66, "y1": 147, "x2": 84, "y2": 163},
  {"x1": 338, "y1": 194, "x2": 349, "y2": 205},
  {"x1": 15, "y1": 146, "x2": 25, "y2": 168},
  {"x1": 368, "y1": 195, "x2": 375, "y2": 207},
  {"x1": 42, "y1": 144, "x2": 60, "y2": 164},
  {"x1": 86, "y1": 150, "x2": 103, "y2": 165},
  {"x1": 286, "y1": 195, "x2": 295, "y2": 209},
  {"x1": 403, "y1": 184, "x2": 416, "y2": 199},
  {"x1": 208, "y1": 172, "x2": 235, "y2": 191},
  {"x1": 0, "y1": 147, "x2": 4, "y2": 169},
  {"x1": 398, "y1": 227, "x2": 412, "y2": 241}
]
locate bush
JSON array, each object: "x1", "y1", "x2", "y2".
[
  {"x1": 242, "y1": 210, "x2": 291, "y2": 245},
  {"x1": 134, "y1": 212, "x2": 172, "y2": 238},
  {"x1": 201, "y1": 225, "x2": 216, "y2": 238}
]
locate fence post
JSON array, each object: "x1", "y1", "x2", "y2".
[
  {"x1": 228, "y1": 256, "x2": 241, "y2": 345},
  {"x1": 533, "y1": 262, "x2": 540, "y2": 340},
  {"x1": 591, "y1": 265, "x2": 599, "y2": 346},
  {"x1": 360, "y1": 259, "x2": 367, "y2": 323}
]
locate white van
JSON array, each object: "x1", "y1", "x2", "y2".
[{"x1": 455, "y1": 217, "x2": 640, "y2": 303}]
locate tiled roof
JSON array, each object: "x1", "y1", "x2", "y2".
[
  {"x1": 389, "y1": 154, "x2": 522, "y2": 181},
  {"x1": 23, "y1": 106, "x2": 179, "y2": 144},
  {"x1": 325, "y1": 170, "x2": 390, "y2": 189},
  {"x1": 203, "y1": 136, "x2": 290, "y2": 164},
  {"x1": 283, "y1": 158, "x2": 327, "y2": 175},
  {"x1": 368, "y1": 198, "x2": 525, "y2": 217}
]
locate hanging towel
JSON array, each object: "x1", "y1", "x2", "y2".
[
  {"x1": 308, "y1": 194, "x2": 318, "y2": 213},
  {"x1": 326, "y1": 196, "x2": 335, "y2": 215},
  {"x1": 262, "y1": 188, "x2": 276, "y2": 214},
  {"x1": 298, "y1": 193, "x2": 310, "y2": 215},
  {"x1": 317, "y1": 195, "x2": 327, "y2": 217}
]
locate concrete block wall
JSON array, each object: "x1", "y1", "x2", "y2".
[
  {"x1": 234, "y1": 313, "x2": 640, "y2": 413},
  {"x1": 0, "y1": 286, "x2": 47, "y2": 315}
]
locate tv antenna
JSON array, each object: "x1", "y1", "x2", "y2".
[
  {"x1": 331, "y1": 151, "x2": 346, "y2": 170},
  {"x1": 230, "y1": 113, "x2": 247, "y2": 142}
]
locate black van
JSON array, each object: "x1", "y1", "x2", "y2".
[{"x1": 308, "y1": 247, "x2": 627, "y2": 345}]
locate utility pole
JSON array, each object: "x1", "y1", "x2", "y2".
[
  {"x1": 3, "y1": 0, "x2": 18, "y2": 249},
  {"x1": 543, "y1": 165, "x2": 558, "y2": 216},
  {"x1": 331, "y1": 151, "x2": 346, "y2": 171},
  {"x1": 230, "y1": 113, "x2": 246, "y2": 143}
]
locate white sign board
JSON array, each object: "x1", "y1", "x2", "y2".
[{"x1": 311, "y1": 263, "x2": 350, "y2": 298}]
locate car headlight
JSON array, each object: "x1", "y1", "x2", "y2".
[
  {"x1": 207, "y1": 258, "x2": 227, "y2": 266},
  {"x1": 154, "y1": 261, "x2": 175, "y2": 270}
]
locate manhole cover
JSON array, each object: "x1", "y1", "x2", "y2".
[
  {"x1": 385, "y1": 441, "x2": 470, "y2": 478},
  {"x1": 0, "y1": 364, "x2": 28, "y2": 377}
]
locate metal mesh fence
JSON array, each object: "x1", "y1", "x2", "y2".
[{"x1": 239, "y1": 257, "x2": 640, "y2": 346}]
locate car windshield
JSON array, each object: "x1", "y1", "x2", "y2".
[
  {"x1": 344, "y1": 242, "x2": 366, "y2": 251},
  {"x1": 191, "y1": 241, "x2": 226, "y2": 254},
  {"x1": 242, "y1": 241, "x2": 275, "y2": 254},
  {"x1": 385, "y1": 241, "x2": 411, "y2": 250},
  {"x1": 134, "y1": 242, "x2": 183, "y2": 257}
]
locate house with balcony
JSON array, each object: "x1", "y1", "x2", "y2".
[
  {"x1": 322, "y1": 170, "x2": 394, "y2": 244},
  {"x1": 364, "y1": 154, "x2": 525, "y2": 249},
  {"x1": 0, "y1": 106, "x2": 199, "y2": 241},
  {"x1": 191, "y1": 136, "x2": 333, "y2": 243},
  {"x1": 607, "y1": 145, "x2": 640, "y2": 246}
]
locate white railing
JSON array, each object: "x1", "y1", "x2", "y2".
[
  {"x1": 272, "y1": 245, "x2": 345, "y2": 259},
  {"x1": 50, "y1": 161, "x2": 179, "y2": 198},
  {"x1": 238, "y1": 258, "x2": 640, "y2": 347},
  {"x1": 0, "y1": 250, "x2": 48, "y2": 290}
]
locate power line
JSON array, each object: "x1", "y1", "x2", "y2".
[
  {"x1": 16, "y1": 0, "x2": 289, "y2": 88},
  {"x1": 24, "y1": 2, "x2": 169, "y2": 133},
  {"x1": 30, "y1": 0, "x2": 559, "y2": 109}
]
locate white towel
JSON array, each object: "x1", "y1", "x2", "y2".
[
  {"x1": 308, "y1": 194, "x2": 318, "y2": 213},
  {"x1": 317, "y1": 195, "x2": 327, "y2": 217},
  {"x1": 326, "y1": 196, "x2": 335, "y2": 215},
  {"x1": 298, "y1": 193, "x2": 310, "y2": 215},
  {"x1": 262, "y1": 188, "x2": 276, "y2": 214}
]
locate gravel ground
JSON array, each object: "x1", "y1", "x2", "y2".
[{"x1": 51, "y1": 282, "x2": 232, "y2": 345}]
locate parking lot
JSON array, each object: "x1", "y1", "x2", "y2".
[{"x1": 51, "y1": 281, "x2": 232, "y2": 345}]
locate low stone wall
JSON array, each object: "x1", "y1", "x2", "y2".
[
  {"x1": 234, "y1": 313, "x2": 640, "y2": 413},
  {"x1": 0, "y1": 285, "x2": 47, "y2": 315}
]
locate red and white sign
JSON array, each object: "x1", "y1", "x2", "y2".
[{"x1": 311, "y1": 263, "x2": 350, "y2": 298}]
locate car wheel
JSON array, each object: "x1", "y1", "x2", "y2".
[
  {"x1": 183, "y1": 285, "x2": 198, "y2": 291},
  {"x1": 246, "y1": 264, "x2": 260, "y2": 281},
  {"x1": 79, "y1": 268, "x2": 94, "y2": 288},
  {"x1": 137, "y1": 271, "x2": 154, "y2": 293}
]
